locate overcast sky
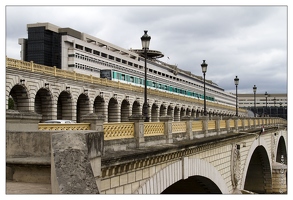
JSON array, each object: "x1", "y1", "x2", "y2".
[{"x1": 4, "y1": 3, "x2": 289, "y2": 95}]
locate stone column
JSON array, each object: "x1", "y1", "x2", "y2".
[
  {"x1": 81, "y1": 113, "x2": 105, "y2": 132},
  {"x1": 51, "y1": 131, "x2": 103, "y2": 194},
  {"x1": 129, "y1": 114, "x2": 145, "y2": 148},
  {"x1": 214, "y1": 116, "x2": 221, "y2": 135},
  {"x1": 198, "y1": 116, "x2": 208, "y2": 137},
  {"x1": 160, "y1": 115, "x2": 173, "y2": 143},
  {"x1": 181, "y1": 115, "x2": 192, "y2": 140},
  {"x1": 226, "y1": 118, "x2": 231, "y2": 133},
  {"x1": 233, "y1": 117, "x2": 239, "y2": 133}
]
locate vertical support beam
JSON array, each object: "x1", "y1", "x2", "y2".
[
  {"x1": 181, "y1": 116, "x2": 193, "y2": 140},
  {"x1": 199, "y1": 116, "x2": 208, "y2": 137},
  {"x1": 129, "y1": 114, "x2": 145, "y2": 148},
  {"x1": 214, "y1": 116, "x2": 221, "y2": 135},
  {"x1": 160, "y1": 115, "x2": 173, "y2": 143},
  {"x1": 81, "y1": 113, "x2": 105, "y2": 132}
]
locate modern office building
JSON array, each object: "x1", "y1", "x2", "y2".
[
  {"x1": 238, "y1": 93, "x2": 287, "y2": 119},
  {"x1": 17, "y1": 22, "x2": 287, "y2": 118}
]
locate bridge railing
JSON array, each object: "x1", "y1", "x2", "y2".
[
  {"x1": 38, "y1": 115, "x2": 286, "y2": 149},
  {"x1": 6, "y1": 57, "x2": 245, "y2": 113}
]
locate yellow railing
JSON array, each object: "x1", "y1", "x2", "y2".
[
  {"x1": 6, "y1": 57, "x2": 246, "y2": 113},
  {"x1": 172, "y1": 122, "x2": 186, "y2": 133},
  {"x1": 208, "y1": 120, "x2": 216, "y2": 130},
  {"x1": 192, "y1": 121, "x2": 202, "y2": 131},
  {"x1": 220, "y1": 120, "x2": 226, "y2": 129},
  {"x1": 38, "y1": 123, "x2": 90, "y2": 131},
  {"x1": 103, "y1": 122, "x2": 135, "y2": 140},
  {"x1": 144, "y1": 122, "x2": 165, "y2": 136},
  {"x1": 230, "y1": 120, "x2": 235, "y2": 128}
]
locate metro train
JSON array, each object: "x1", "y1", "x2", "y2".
[{"x1": 100, "y1": 69, "x2": 215, "y2": 102}]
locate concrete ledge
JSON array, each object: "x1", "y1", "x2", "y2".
[{"x1": 6, "y1": 156, "x2": 51, "y2": 165}]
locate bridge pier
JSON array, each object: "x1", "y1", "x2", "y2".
[{"x1": 272, "y1": 162, "x2": 287, "y2": 194}]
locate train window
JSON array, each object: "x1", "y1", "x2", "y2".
[
  {"x1": 121, "y1": 74, "x2": 125, "y2": 80},
  {"x1": 130, "y1": 77, "x2": 134, "y2": 82}
]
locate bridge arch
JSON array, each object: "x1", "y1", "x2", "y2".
[
  {"x1": 35, "y1": 87, "x2": 53, "y2": 122},
  {"x1": 76, "y1": 93, "x2": 90, "y2": 123},
  {"x1": 135, "y1": 158, "x2": 229, "y2": 194},
  {"x1": 108, "y1": 97, "x2": 119, "y2": 122},
  {"x1": 8, "y1": 84, "x2": 30, "y2": 112},
  {"x1": 240, "y1": 137, "x2": 272, "y2": 193},
  {"x1": 57, "y1": 91, "x2": 72, "y2": 120}
]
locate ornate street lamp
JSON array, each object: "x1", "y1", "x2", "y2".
[
  {"x1": 265, "y1": 91, "x2": 268, "y2": 116},
  {"x1": 253, "y1": 85, "x2": 257, "y2": 117},
  {"x1": 141, "y1": 30, "x2": 151, "y2": 122},
  {"x1": 201, "y1": 60, "x2": 208, "y2": 116},
  {"x1": 234, "y1": 76, "x2": 239, "y2": 117}
]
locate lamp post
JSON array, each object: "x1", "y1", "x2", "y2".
[
  {"x1": 201, "y1": 60, "x2": 208, "y2": 116},
  {"x1": 265, "y1": 91, "x2": 268, "y2": 116},
  {"x1": 234, "y1": 76, "x2": 239, "y2": 117},
  {"x1": 141, "y1": 30, "x2": 151, "y2": 122},
  {"x1": 253, "y1": 85, "x2": 257, "y2": 117}
]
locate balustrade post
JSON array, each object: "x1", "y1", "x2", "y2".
[
  {"x1": 181, "y1": 115, "x2": 193, "y2": 140},
  {"x1": 226, "y1": 117, "x2": 231, "y2": 133},
  {"x1": 233, "y1": 117, "x2": 239, "y2": 133},
  {"x1": 30, "y1": 61, "x2": 34, "y2": 72},
  {"x1": 240, "y1": 118, "x2": 245, "y2": 131},
  {"x1": 81, "y1": 113, "x2": 105, "y2": 132},
  {"x1": 159, "y1": 115, "x2": 173, "y2": 143},
  {"x1": 214, "y1": 116, "x2": 221, "y2": 135},
  {"x1": 198, "y1": 116, "x2": 208, "y2": 137},
  {"x1": 128, "y1": 114, "x2": 145, "y2": 148}
]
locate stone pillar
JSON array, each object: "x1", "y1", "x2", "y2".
[
  {"x1": 160, "y1": 115, "x2": 173, "y2": 143},
  {"x1": 214, "y1": 116, "x2": 221, "y2": 135},
  {"x1": 198, "y1": 116, "x2": 208, "y2": 137},
  {"x1": 272, "y1": 162, "x2": 287, "y2": 194},
  {"x1": 226, "y1": 118, "x2": 231, "y2": 133},
  {"x1": 51, "y1": 131, "x2": 103, "y2": 194},
  {"x1": 81, "y1": 113, "x2": 105, "y2": 132},
  {"x1": 6, "y1": 110, "x2": 42, "y2": 131},
  {"x1": 129, "y1": 114, "x2": 145, "y2": 148},
  {"x1": 233, "y1": 117, "x2": 239, "y2": 133},
  {"x1": 181, "y1": 116, "x2": 193, "y2": 140}
]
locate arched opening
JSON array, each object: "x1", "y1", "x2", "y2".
[
  {"x1": 108, "y1": 97, "x2": 119, "y2": 122},
  {"x1": 244, "y1": 146, "x2": 272, "y2": 194},
  {"x1": 276, "y1": 136, "x2": 287, "y2": 164},
  {"x1": 57, "y1": 91, "x2": 72, "y2": 120},
  {"x1": 35, "y1": 88, "x2": 53, "y2": 122},
  {"x1": 94, "y1": 95, "x2": 105, "y2": 116},
  {"x1": 76, "y1": 93, "x2": 90, "y2": 123},
  {"x1": 151, "y1": 103, "x2": 159, "y2": 122},
  {"x1": 8, "y1": 84, "x2": 29, "y2": 111},
  {"x1": 180, "y1": 107, "x2": 185, "y2": 119},
  {"x1": 167, "y1": 105, "x2": 173, "y2": 120},
  {"x1": 159, "y1": 104, "x2": 166, "y2": 117},
  {"x1": 162, "y1": 175, "x2": 222, "y2": 194},
  {"x1": 174, "y1": 106, "x2": 180, "y2": 121},
  {"x1": 121, "y1": 99, "x2": 130, "y2": 122},
  {"x1": 132, "y1": 100, "x2": 140, "y2": 115}
]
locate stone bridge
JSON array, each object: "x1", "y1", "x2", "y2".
[
  {"x1": 5, "y1": 57, "x2": 287, "y2": 194},
  {"x1": 6, "y1": 57, "x2": 247, "y2": 125},
  {"x1": 6, "y1": 111, "x2": 287, "y2": 194}
]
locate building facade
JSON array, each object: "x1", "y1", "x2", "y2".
[
  {"x1": 238, "y1": 93, "x2": 287, "y2": 119},
  {"x1": 18, "y1": 23, "x2": 237, "y2": 109}
]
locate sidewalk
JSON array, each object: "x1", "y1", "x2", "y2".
[{"x1": 6, "y1": 180, "x2": 51, "y2": 194}]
